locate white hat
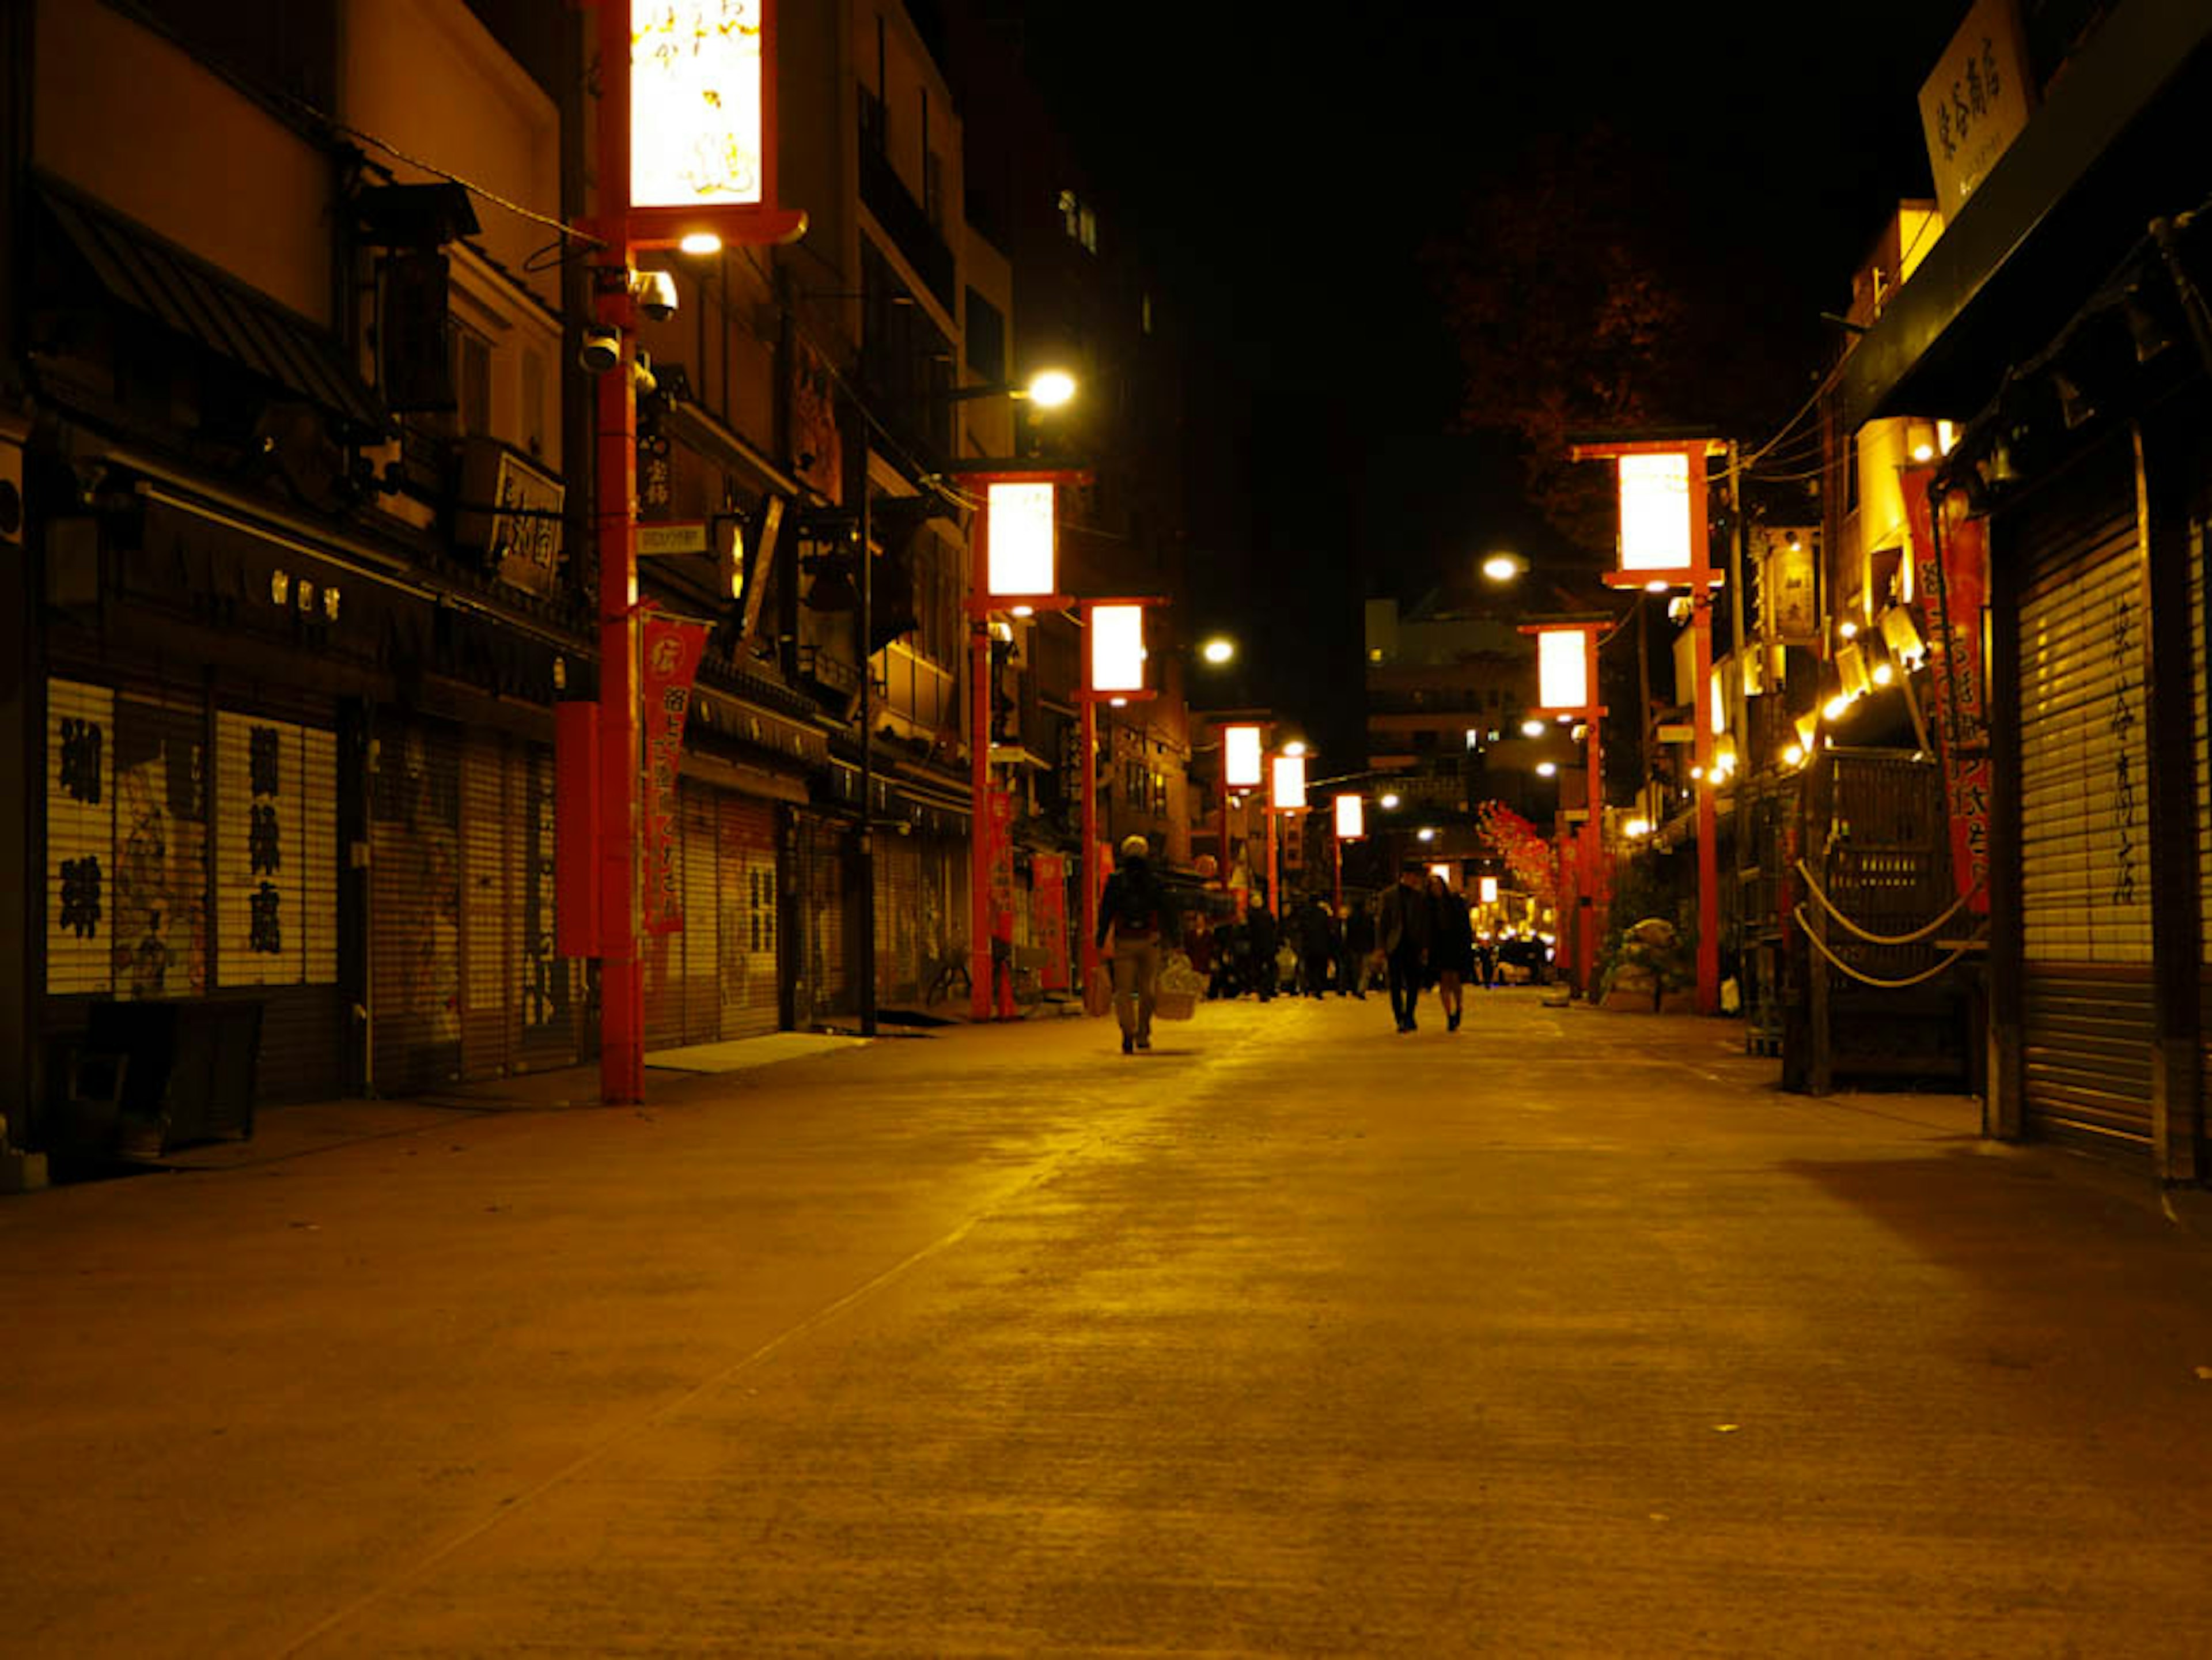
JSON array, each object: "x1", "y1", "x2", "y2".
[{"x1": 1120, "y1": 834, "x2": 1149, "y2": 859}]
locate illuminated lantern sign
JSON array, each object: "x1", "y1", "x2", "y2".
[
  {"x1": 1429, "y1": 864, "x2": 1453, "y2": 887},
  {"x1": 1271, "y1": 753, "x2": 1306, "y2": 812},
  {"x1": 1479, "y1": 875, "x2": 1499, "y2": 905},
  {"x1": 986, "y1": 482, "x2": 1055, "y2": 598},
  {"x1": 632, "y1": 1, "x2": 767, "y2": 210},
  {"x1": 1089, "y1": 604, "x2": 1146, "y2": 693},
  {"x1": 1536, "y1": 629, "x2": 1593, "y2": 712},
  {"x1": 1224, "y1": 724, "x2": 1264, "y2": 789},
  {"x1": 1334, "y1": 793, "x2": 1364, "y2": 840},
  {"x1": 1618, "y1": 452, "x2": 1692, "y2": 572}
]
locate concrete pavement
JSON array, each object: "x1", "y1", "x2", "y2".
[{"x1": 7, "y1": 990, "x2": 2212, "y2": 1656}]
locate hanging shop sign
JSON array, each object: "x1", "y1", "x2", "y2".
[
  {"x1": 1916, "y1": 0, "x2": 2035, "y2": 224},
  {"x1": 456, "y1": 438, "x2": 565, "y2": 598},
  {"x1": 1906, "y1": 467, "x2": 1992, "y2": 913},
  {"x1": 640, "y1": 612, "x2": 709, "y2": 935},
  {"x1": 624, "y1": 0, "x2": 804, "y2": 246}
]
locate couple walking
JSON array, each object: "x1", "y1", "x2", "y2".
[{"x1": 1376, "y1": 861, "x2": 1476, "y2": 1034}]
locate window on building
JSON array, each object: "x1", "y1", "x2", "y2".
[
  {"x1": 453, "y1": 323, "x2": 493, "y2": 437},
  {"x1": 1141, "y1": 293, "x2": 1153, "y2": 335},
  {"x1": 965, "y1": 287, "x2": 1005, "y2": 384},
  {"x1": 1058, "y1": 190, "x2": 1080, "y2": 239},
  {"x1": 924, "y1": 149, "x2": 945, "y2": 231}
]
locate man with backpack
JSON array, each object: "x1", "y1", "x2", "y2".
[{"x1": 1096, "y1": 834, "x2": 1180, "y2": 1053}]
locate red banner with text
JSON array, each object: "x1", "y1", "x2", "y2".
[
  {"x1": 1906, "y1": 468, "x2": 1991, "y2": 912},
  {"x1": 1033, "y1": 853, "x2": 1068, "y2": 989},
  {"x1": 641, "y1": 612, "x2": 709, "y2": 935}
]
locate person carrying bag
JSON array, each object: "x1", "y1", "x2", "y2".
[{"x1": 1096, "y1": 835, "x2": 1179, "y2": 1054}]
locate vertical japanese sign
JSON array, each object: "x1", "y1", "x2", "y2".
[
  {"x1": 985, "y1": 788, "x2": 1016, "y2": 945},
  {"x1": 1032, "y1": 852, "x2": 1067, "y2": 989},
  {"x1": 641, "y1": 614, "x2": 709, "y2": 935},
  {"x1": 48, "y1": 679, "x2": 114, "y2": 995},
  {"x1": 1906, "y1": 469, "x2": 1991, "y2": 912},
  {"x1": 215, "y1": 712, "x2": 337, "y2": 986}
]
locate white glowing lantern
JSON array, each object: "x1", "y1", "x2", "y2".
[
  {"x1": 1479, "y1": 875, "x2": 1499, "y2": 905},
  {"x1": 1089, "y1": 604, "x2": 1146, "y2": 693},
  {"x1": 1429, "y1": 863, "x2": 1453, "y2": 887},
  {"x1": 985, "y1": 481, "x2": 1056, "y2": 598},
  {"x1": 1224, "y1": 724, "x2": 1264, "y2": 789},
  {"x1": 631, "y1": 0, "x2": 766, "y2": 210},
  {"x1": 1536, "y1": 629, "x2": 1593, "y2": 712},
  {"x1": 1710, "y1": 664, "x2": 1728, "y2": 735},
  {"x1": 1334, "y1": 793, "x2": 1364, "y2": 840},
  {"x1": 1271, "y1": 753, "x2": 1306, "y2": 812},
  {"x1": 1619, "y1": 452, "x2": 1694, "y2": 572}
]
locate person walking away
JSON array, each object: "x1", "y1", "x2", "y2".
[
  {"x1": 1096, "y1": 834, "x2": 1179, "y2": 1053},
  {"x1": 1378, "y1": 863, "x2": 1436, "y2": 1032},
  {"x1": 1476, "y1": 934, "x2": 1498, "y2": 989},
  {"x1": 1430, "y1": 872, "x2": 1475, "y2": 1032},
  {"x1": 1296, "y1": 894, "x2": 1335, "y2": 997},
  {"x1": 1207, "y1": 916, "x2": 1243, "y2": 1000},
  {"x1": 1339, "y1": 901, "x2": 1373, "y2": 998},
  {"x1": 1245, "y1": 901, "x2": 1279, "y2": 1001}
]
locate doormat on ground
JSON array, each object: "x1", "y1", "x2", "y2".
[{"x1": 645, "y1": 1033, "x2": 871, "y2": 1073}]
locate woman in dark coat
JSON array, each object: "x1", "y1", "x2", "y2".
[{"x1": 1427, "y1": 872, "x2": 1476, "y2": 1032}]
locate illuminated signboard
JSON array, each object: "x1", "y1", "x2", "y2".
[
  {"x1": 1334, "y1": 793, "x2": 1364, "y2": 840},
  {"x1": 1089, "y1": 604, "x2": 1146, "y2": 693},
  {"x1": 632, "y1": 1, "x2": 766, "y2": 210},
  {"x1": 1224, "y1": 724, "x2": 1264, "y2": 789},
  {"x1": 1618, "y1": 451, "x2": 1693, "y2": 572},
  {"x1": 1536, "y1": 629, "x2": 1592, "y2": 712},
  {"x1": 1479, "y1": 875, "x2": 1499, "y2": 905},
  {"x1": 985, "y1": 482, "x2": 1055, "y2": 597},
  {"x1": 1271, "y1": 753, "x2": 1306, "y2": 812}
]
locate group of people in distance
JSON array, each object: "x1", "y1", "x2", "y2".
[{"x1": 1094, "y1": 837, "x2": 1513, "y2": 1053}]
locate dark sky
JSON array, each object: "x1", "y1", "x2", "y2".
[{"x1": 1004, "y1": 2, "x2": 1969, "y2": 751}]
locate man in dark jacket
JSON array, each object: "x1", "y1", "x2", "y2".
[
  {"x1": 1245, "y1": 901, "x2": 1278, "y2": 1001},
  {"x1": 1294, "y1": 894, "x2": 1336, "y2": 996},
  {"x1": 1096, "y1": 834, "x2": 1179, "y2": 1053},
  {"x1": 1377, "y1": 862, "x2": 1436, "y2": 1032}
]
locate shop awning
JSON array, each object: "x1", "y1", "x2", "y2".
[{"x1": 36, "y1": 174, "x2": 387, "y2": 438}]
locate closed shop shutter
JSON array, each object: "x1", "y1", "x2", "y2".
[
  {"x1": 213, "y1": 708, "x2": 343, "y2": 1102},
  {"x1": 717, "y1": 795, "x2": 781, "y2": 1038},
  {"x1": 514, "y1": 742, "x2": 580, "y2": 1069},
  {"x1": 371, "y1": 719, "x2": 464, "y2": 1096},
  {"x1": 875, "y1": 835, "x2": 922, "y2": 1005},
  {"x1": 682, "y1": 785, "x2": 719, "y2": 1042},
  {"x1": 798, "y1": 814, "x2": 853, "y2": 1024},
  {"x1": 460, "y1": 734, "x2": 513, "y2": 1080},
  {"x1": 2014, "y1": 444, "x2": 2153, "y2": 1152}
]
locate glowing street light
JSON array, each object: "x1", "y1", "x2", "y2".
[
  {"x1": 1482, "y1": 551, "x2": 1528, "y2": 583},
  {"x1": 1200, "y1": 636, "x2": 1237, "y2": 665},
  {"x1": 1024, "y1": 367, "x2": 1077, "y2": 407},
  {"x1": 1520, "y1": 718, "x2": 1547, "y2": 739},
  {"x1": 1379, "y1": 793, "x2": 1401, "y2": 810}
]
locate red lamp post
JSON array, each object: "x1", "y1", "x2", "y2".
[
  {"x1": 585, "y1": 0, "x2": 804, "y2": 1105},
  {"x1": 1079, "y1": 598, "x2": 1165, "y2": 1009},
  {"x1": 958, "y1": 471, "x2": 1084, "y2": 1020},
  {"x1": 1573, "y1": 437, "x2": 1728, "y2": 1016},
  {"x1": 1521, "y1": 620, "x2": 1608, "y2": 1001}
]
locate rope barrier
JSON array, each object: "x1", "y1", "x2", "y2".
[
  {"x1": 1793, "y1": 859, "x2": 1984, "y2": 947},
  {"x1": 1794, "y1": 913, "x2": 1976, "y2": 989}
]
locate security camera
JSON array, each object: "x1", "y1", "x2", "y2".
[
  {"x1": 578, "y1": 324, "x2": 620, "y2": 375},
  {"x1": 633, "y1": 270, "x2": 679, "y2": 323}
]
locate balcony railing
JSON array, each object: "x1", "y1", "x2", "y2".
[{"x1": 858, "y1": 130, "x2": 955, "y2": 312}]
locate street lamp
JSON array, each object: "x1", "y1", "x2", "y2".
[
  {"x1": 942, "y1": 367, "x2": 1081, "y2": 406},
  {"x1": 1200, "y1": 636, "x2": 1237, "y2": 666},
  {"x1": 1482, "y1": 551, "x2": 1529, "y2": 584},
  {"x1": 1570, "y1": 435, "x2": 1727, "y2": 1016},
  {"x1": 582, "y1": 0, "x2": 805, "y2": 1106},
  {"x1": 1520, "y1": 618, "x2": 1607, "y2": 1001},
  {"x1": 1079, "y1": 596, "x2": 1165, "y2": 1009}
]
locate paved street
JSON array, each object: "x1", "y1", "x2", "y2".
[{"x1": 9, "y1": 991, "x2": 2212, "y2": 1657}]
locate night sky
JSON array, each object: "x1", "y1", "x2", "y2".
[{"x1": 1007, "y1": 2, "x2": 1968, "y2": 758}]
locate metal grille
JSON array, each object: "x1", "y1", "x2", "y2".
[
  {"x1": 460, "y1": 735, "x2": 514, "y2": 1080},
  {"x1": 370, "y1": 720, "x2": 464, "y2": 1095},
  {"x1": 2012, "y1": 449, "x2": 2153, "y2": 1149},
  {"x1": 2017, "y1": 521, "x2": 2150, "y2": 962},
  {"x1": 798, "y1": 814, "x2": 853, "y2": 1023}
]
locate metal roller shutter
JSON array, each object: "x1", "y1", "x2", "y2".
[
  {"x1": 2014, "y1": 448, "x2": 2153, "y2": 1151},
  {"x1": 875, "y1": 835, "x2": 922, "y2": 1005},
  {"x1": 460, "y1": 735, "x2": 516, "y2": 1082},
  {"x1": 2195, "y1": 508, "x2": 2212, "y2": 1115},
  {"x1": 797, "y1": 814, "x2": 853, "y2": 1024},
  {"x1": 370, "y1": 719, "x2": 463, "y2": 1096},
  {"x1": 681, "y1": 785, "x2": 719, "y2": 1042},
  {"x1": 515, "y1": 742, "x2": 579, "y2": 1069},
  {"x1": 214, "y1": 708, "x2": 342, "y2": 1102},
  {"x1": 717, "y1": 795, "x2": 781, "y2": 1039}
]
